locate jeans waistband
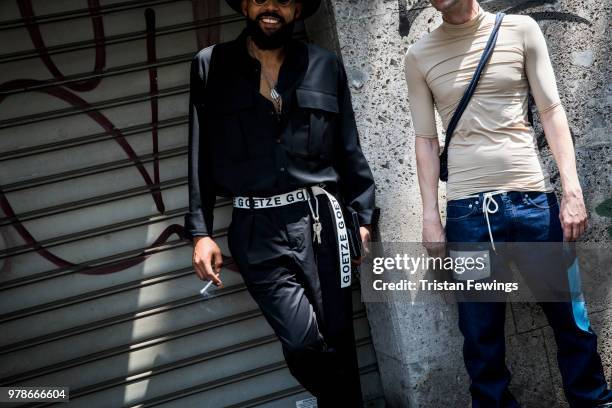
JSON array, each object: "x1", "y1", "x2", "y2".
[{"x1": 449, "y1": 190, "x2": 553, "y2": 252}]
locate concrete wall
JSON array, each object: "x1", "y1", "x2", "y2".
[{"x1": 308, "y1": 0, "x2": 612, "y2": 406}]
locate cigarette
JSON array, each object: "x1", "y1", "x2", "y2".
[{"x1": 200, "y1": 280, "x2": 214, "y2": 296}]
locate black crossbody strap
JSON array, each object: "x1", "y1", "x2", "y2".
[{"x1": 439, "y1": 12, "x2": 505, "y2": 182}]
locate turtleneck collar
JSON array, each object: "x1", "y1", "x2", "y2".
[{"x1": 441, "y1": 4, "x2": 486, "y2": 32}]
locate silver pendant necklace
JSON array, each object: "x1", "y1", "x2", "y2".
[
  {"x1": 270, "y1": 87, "x2": 281, "y2": 108},
  {"x1": 248, "y1": 38, "x2": 283, "y2": 115},
  {"x1": 263, "y1": 70, "x2": 282, "y2": 115}
]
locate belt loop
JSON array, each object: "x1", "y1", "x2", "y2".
[{"x1": 248, "y1": 195, "x2": 255, "y2": 211}]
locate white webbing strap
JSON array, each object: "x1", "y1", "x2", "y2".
[
  {"x1": 233, "y1": 187, "x2": 352, "y2": 288},
  {"x1": 311, "y1": 186, "x2": 352, "y2": 288}
]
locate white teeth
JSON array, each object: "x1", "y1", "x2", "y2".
[{"x1": 262, "y1": 18, "x2": 279, "y2": 24}]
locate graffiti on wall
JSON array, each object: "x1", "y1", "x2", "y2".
[{"x1": 0, "y1": 0, "x2": 239, "y2": 275}]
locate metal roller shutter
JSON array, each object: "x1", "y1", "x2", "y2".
[{"x1": 0, "y1": 0, "x2": 384, "y2": 406}]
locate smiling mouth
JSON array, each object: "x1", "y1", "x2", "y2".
[{"x1": 260, "y1": 16, "x2": 281, "y2": 25}]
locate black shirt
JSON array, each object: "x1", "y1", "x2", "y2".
[{"x1": 184, "y1": 29, "x2": 378, "y2": 239}]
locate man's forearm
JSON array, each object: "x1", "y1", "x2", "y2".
[
  {"x1": 415, "y1": 137, "x2": 441, "y2": 222},
  {"x1": 540, "y1": 105, "x2": 582, "y2": 196}
]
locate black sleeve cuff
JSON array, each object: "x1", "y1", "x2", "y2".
[
  {"x1": 357, "y1": 207, "x2": 381, "y2": 226},
  {"x1": 183, "y1": 211, "x2": 211, "y2": 241}
]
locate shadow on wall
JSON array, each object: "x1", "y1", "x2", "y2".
[
  {"x1": 325, "y1": 0, "x2": 610, "y2": 406},
  {"x1": 0, "y1": 0, "x2": 229, "y2": 407},
  {"x1": 399, "y1": 0, "x2": 592, "y2": 151},
  {"x1": 400, "y1": 1, "x2": 611, "y2": 238},
  {"x1": 596, "y1": 198, "x2": 612, "y2": 238}
]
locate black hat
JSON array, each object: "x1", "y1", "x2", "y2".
[{"x1": 226, "y1": 0, "x2": 321, "y2": 20}]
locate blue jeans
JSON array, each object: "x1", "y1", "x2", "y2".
[{"x1": 445, "y1": 191, "x2": 612, "y2": 408}]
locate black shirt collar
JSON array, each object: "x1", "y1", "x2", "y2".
[{"x1": 233, "y1": 27, "x2": 308, "y2": 96}]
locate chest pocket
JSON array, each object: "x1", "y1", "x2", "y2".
[{"x1": 289, "y1": 88, "x2": 338, "y2": 160}]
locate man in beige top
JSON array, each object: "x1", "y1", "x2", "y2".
[{"x1": 404, "y1": 0, "x2": 612, "y2": 407}]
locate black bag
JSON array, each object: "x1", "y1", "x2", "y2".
[{"x1": 439, "y1": 12, "x2": 505, "y2": 182}]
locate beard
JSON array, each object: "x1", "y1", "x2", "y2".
[{"x1": 246, "y1": 13, "x2": 296, "y2": 50}]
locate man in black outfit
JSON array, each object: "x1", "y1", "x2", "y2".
[{"x1": 183, "y1": 0, "x2": 378, "y2": 405}]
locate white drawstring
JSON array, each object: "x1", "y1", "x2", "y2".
[
  {"x1": 461, "y1": 190, "x2": 506, "y2": 252},
  {"x1": 481, "y1": 192, "x2": 500, "y2": 252}
]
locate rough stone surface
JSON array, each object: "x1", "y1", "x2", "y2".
[
  {"x1": 571, "y1": 49, "x2": 595, "y2": 67},
  {"x1": 307, "y1": 0, "x2": 612, "y2": 406},
  {"x1": 506, "y1": 329, "x2": 559, "y2": 407}
]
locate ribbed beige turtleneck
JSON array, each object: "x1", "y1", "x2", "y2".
[{"x1": 404, "y1": 5, "x2": 560, "y2": 201}]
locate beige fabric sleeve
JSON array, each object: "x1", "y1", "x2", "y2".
[
  {"x1": 523, "y1": 17, "x2": 562, "y2": 114},
  {"x1": 404, "y1": 47, "x2": 438, "y2": 138}
]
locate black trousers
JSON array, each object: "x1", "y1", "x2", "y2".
[{"x1": 227, "y1": 195, "x2": 363, "y2": 407}]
